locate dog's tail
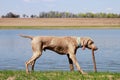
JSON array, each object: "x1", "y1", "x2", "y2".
[{"x1": 19, "y1": 34, "x2": 33, "y2": 40}]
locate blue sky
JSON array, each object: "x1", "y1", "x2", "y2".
[{"x1": 0, "y1": 0, "x2": 120, "y2": 16}]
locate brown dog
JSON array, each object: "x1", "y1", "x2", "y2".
[{"x1": 20, "y1": 35, "x2": 98, "y2": 74}]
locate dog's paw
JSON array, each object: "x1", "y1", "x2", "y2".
[{"x1": 82, "y1": 72, "x2": 88, "y2": 75}]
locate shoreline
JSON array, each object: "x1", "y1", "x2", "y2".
[
  {"x1": 0, "y1": 25, "x2": 120, "y2": 30},
  {"x1": 0, "y1": 25, "x2": 120, "y2": 29}
]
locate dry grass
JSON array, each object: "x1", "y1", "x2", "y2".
[{"x1": 0, "y1": 18, "x2": 120, "y2": 27}]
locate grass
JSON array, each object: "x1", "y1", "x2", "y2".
[
  {"x1": 0, "y1": 25, "x2": 120, "y2": 29},
  {"x1": 0, "y1": 70, "x2": 120, "y2": 80}
]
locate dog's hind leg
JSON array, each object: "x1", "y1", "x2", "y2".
[
  {"x1": 31, "y1": 59, "x2": 37, "y2": 71},
  {"x1": 25, "y1": 50, "x2": 42, "y2": 74}
]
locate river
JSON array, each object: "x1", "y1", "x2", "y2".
[{"x1": 0, "y1": 29, "x2": 120, "y2": 72}]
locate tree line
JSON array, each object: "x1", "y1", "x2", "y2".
[
  {"x1": 1, "y1": 11, "x2": 120, "y2": 18},
  {"x1": 1, "y1": 12, "x2": 20, "y2": 18}
]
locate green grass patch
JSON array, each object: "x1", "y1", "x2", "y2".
[
  {"x1": 0, "y1": 70, "x2": 120, "y2": 80},
  {"x1": 0, "y1": 25, "x2": 120, "y2": 29}
]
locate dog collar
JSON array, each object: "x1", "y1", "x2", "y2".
[{"x1": 77, "y1": 37, "x2": 82, "y2": 47}]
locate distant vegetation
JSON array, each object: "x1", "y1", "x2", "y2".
[
  {"x1": 1, "y1": 12, "x2": 20, "y2": 18},
  {"x1": 1, "y1": 11, "x2": 120, "y2": 18}
]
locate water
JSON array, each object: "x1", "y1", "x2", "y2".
[{"x1": 0, "y1": 29, "x2": 120, "y2": 72}]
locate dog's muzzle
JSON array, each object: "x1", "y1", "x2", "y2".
[{"x1": 92, "y1": 45, "x2": 98, "y2": 51}]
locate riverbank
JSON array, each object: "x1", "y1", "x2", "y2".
[
  {"x1": 0, "y1": 25, "x2": 120, "y2": 29},
  {"x1": 0, "y1": 18, "x2": 120, "y2": 29},
  {"x1": 0, "y1": 70, "x2": 120, "y2": 80}
]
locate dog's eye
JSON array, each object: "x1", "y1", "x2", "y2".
[{"x1": 90, "y1": 42, "x2": 94, "y2": 45}]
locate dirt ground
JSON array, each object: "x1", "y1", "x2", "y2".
[{"x1": 0, "y1": 18, "x2": 120, "y2": 27}]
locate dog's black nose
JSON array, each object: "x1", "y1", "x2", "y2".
[{"x1": 94, "y1": 47, "x2": 98, "y2": 51}]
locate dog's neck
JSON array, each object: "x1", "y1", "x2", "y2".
[{"x1": 77, "y1": 37, "x2": 82, "y2": 48}]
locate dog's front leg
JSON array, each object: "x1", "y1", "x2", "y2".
[
  {"x1": 69, "y1": 54, "x2": 87, "y2": 74},
  {"x1": 67, "y1": 54, "x2": 74, "y2": 71}
]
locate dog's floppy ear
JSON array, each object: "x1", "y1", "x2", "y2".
[
  {"x1": 81, "y1": 40, "x2": 87, "y2": 50},
  {"x1": 81, "y1": 38, "x2": 90, "y2": 50}
]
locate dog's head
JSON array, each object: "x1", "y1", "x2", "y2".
[{"x1": 81, "y1": 37, "x2": 98, "y2": 51}]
